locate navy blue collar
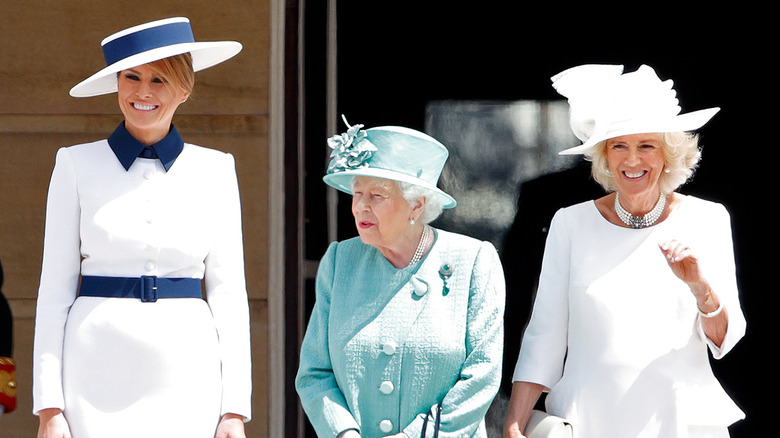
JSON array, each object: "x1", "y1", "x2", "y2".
[{"x1": 107, "y1": 122, "x2": 184, "y2": 171}]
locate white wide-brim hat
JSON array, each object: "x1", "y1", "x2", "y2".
[
  {"x1": 553, "y1": 64, "x2": 720, "y2": 155},
  {"x1": 70, "y1": 17, "x2": 242, "y2": 97},
  {"x1": 322, "y1": 117, "x2": 457, "y2": 209}
]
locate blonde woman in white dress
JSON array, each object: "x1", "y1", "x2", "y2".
[
  {"x1": 33, "y1": 17, "x2": 250, "y2": 438},
  {"x1": 504, "y1": 64, "x2": 746, "y2": 438}
]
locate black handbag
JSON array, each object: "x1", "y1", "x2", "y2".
[{"x1": 420, "y1": 404, "x2": 442, "y2": 438}]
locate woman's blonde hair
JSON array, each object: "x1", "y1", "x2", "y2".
[
  {"x1": 146, "y1": 53, "x2": 195, "y2": 96},
  {"x1": 587, "y1": 131, "x2": 702, "y2": 194}
]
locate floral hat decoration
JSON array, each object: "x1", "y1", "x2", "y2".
[
  {"x1": 323, "y1": 116, "x2": 457, "y2": 209},
  {"x1": 70, "y1": 17, "x2": 242, "y2": 97},
  {"x1": 553, "y1": 64, "x2": 720, "y2": 155}
]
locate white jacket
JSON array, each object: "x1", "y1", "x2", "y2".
[{"x1": 32, "y1": 137, "x2": 251, "y2": 428}]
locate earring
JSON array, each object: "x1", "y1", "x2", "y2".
[{"x1": 410, "y1": 218, "x2": 415, "y2": 225}]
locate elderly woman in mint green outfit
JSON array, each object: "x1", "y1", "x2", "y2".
[{"x1": 296, "y1": 118, "x2": 505, "y2": 438}]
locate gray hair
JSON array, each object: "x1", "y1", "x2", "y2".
[{"x1": 396, "y1": 181, "x2": 445, "y2": 224}]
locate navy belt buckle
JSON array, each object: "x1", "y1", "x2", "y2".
[{"x1": 140, "y1": 275, "x2": 158, "y2": 303}]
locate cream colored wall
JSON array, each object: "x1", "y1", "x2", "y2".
[{"x1": 0, "y1": 2, "x2": 271, "y2": 437}]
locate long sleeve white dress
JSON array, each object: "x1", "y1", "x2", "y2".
[
  {"x1": 32, "y1": 124, "x2": 252, "y2": 438},
  {"x1": 513, "y1": 195, "x2": 746, "y2": 438}
]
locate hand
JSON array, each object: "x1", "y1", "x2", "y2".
[
  {"x1": 37, "y1": 408, "x2": 72, "y2": 438},
  {"x1": 504, "y1": 382, "x2": 546, "y2": 438},
  {"x1": 214, "y1": 413, "x2": 246, "y2": 438},
  {"x1": 658, "y1": 239, "x2": 709, "y2": 298},
  {"x1": 504, "y1": 423, "x2": 528, "y2": 438},
  {"x1": 659, "y1": 238, "x2": 728, "y2": 345}
]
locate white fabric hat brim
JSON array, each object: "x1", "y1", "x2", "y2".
[
  {"x1": 323, "y1": 167, "x2": 457, "y2": 209},
  {"x1": 69, "y1": 40, "x2": 242, "y2": 97},
  {"x1": 558, "y1": 107, "x2": 720, "y2": 155}
]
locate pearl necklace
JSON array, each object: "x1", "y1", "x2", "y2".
[
  {"x1": 614, "y1": 192, "x2": 666, "y2": 229},
  {"x1": 408, "y1": 225, "x2": 430, "y2": 267}
]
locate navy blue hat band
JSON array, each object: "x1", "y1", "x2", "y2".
[
  {"x1": 102, "y1": 21, "x2": 195, "y2": 66},
  {"x1": 71, "y1": 17, "x2": 242, "y2": 97}
]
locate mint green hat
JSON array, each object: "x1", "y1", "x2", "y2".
[{"x1": 323, "y1": 117, "x2": 457, "y2": 209}]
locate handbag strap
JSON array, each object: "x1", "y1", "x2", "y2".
[
  {"x1": 420, "y1": 405, "x2": 442, "y2": 438},
  {"x1": 420, "y1": 412, "x2": 430, "y2": 438},
  {"x1": 433, "y1": 404, "x2": 441, "y2": 438}
]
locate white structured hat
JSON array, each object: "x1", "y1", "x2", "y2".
[
  {"x1": 553, "y1": 64, "x2": 720, "y2": 155},
  {"x1": 70, "y1": 17, "x2": 242, "y2": 97}
]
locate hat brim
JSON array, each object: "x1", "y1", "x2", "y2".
[
  {"x1": 69, "y1": 41, "x2": 242, "y2": 97},
  {"x1": 559, "y1": 107, "x2": 720, "y2": 155},
  {"x1": 323, "y1": 168, "x2": 457, "y2": 209}
]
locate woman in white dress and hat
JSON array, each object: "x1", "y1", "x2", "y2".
[
  {"x1": 33, "y1": 17, "x2": 251, "y2": 438},
  {"x1": 295, "y1": 118, "x2": 505, "y2": 438},
  {"x1": 504, "y1": 65, "x2": 746, "y2": 438}
]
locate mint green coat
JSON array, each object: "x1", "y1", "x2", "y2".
[{"x1": 296, "y1": 229, "x2": 505, "y2": 438}]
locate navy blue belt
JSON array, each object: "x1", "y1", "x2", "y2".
[{"x1": 79, "y1": 275, "x2": 202, "y2": 303}]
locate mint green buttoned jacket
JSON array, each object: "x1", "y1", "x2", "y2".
[{"x1": 296, "y1": 229, "x2": 505, "y2": 438}]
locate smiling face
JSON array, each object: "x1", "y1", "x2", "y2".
[
  {"x1": 606, "y1": 133, "x2": 667, "y2": 205},
  {"x1": 117, "y1": 63, "x2": 190, "y2": 145},
  {"x1": 351, "y1": 176, "x2": 417, "y2": 252}
]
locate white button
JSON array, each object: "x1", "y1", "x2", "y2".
[
  {"x1": 411, "y1": 277, "x2": 428, "y2": 296},
  {"x1": 143, "y1": 170, "x2": 154, "y2": 179},
  {"x1": 379, "y1": 380, "x2": 394, "y2": 394},
  {"x1": 382, "y1": 340, "x2": 397, "y2": 355},
  {"x1": 379, "y1": 420, "x2": 393, "y2": 433},
  {"x1": 144, "y1": 261, "x2": 156, "y2": 271}
]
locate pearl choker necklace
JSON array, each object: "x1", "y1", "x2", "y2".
[
  {"x1": 408, "y1": 225, "x2": 430, "y2": 267},
  {"x1": 614, "y1": 192, "x2": 666, "y2": 229}
]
